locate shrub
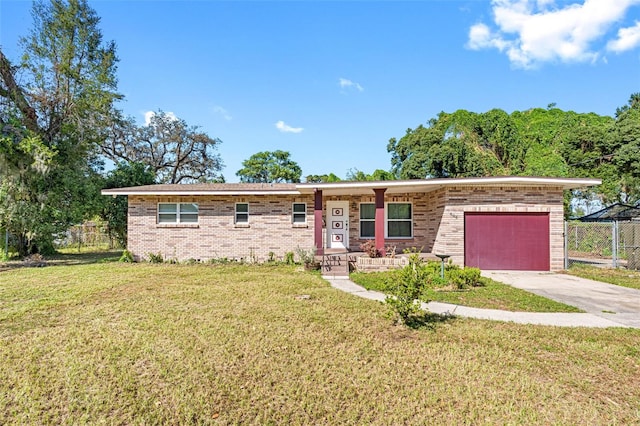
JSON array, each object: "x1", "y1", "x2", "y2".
[
  {"x1": 267, "y1": 251, "x2": 276, "y2": 262},
  {"x1": 447, "y1": 267, "x2": 483, "y2": 289},
  {"x1": 385, "y1": 245, "x2": 397, "y2": 258},
  {"x1": 284, "y1": 251, "x2": 295, "y2": 265},
  {"x1": 359, "y1": 240, "x2": 381, "y2": 258},
  {"x1": 385, "y1": 252, "x2": 431, "y2": 325},
  {"x1": 147, "y1": 252, "x2": 164, "y2": 263},
  {"x1": 119, "y1": 250, "x2": 134, "y2": 263},
  {"x1": 295, "y1": 246, "x2": 317, "y2": 265}
]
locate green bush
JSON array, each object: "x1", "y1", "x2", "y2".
[
  {"x1": 385, "y1": 253, "x2": 431, "y2": 325},
  {"x1": 119, "y1": 250, "x2": 134, "y2": 263},
  {"x1": 147, "y1": 252, "x2": 164, "y2": 263},
  {"x1": 447, "y1": 267, "x2": 482, "y2": 289},
  {"x1": 284, "y1": 251, "x2": 295, "y2": 265}
]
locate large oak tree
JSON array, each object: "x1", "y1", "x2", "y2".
[
  {"x1": 0, "y1": 0, "x2": 121, "y2": 254},
  {"x1": 102, "y1": 110, "x2": 224, "y2": 184}
]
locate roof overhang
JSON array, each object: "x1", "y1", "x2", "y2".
[
  {"x1": 296, "y1": 176, "x2": 601, "y2": 196},
  {"x1": 101, "y1": 176, "x2": 601, "y2": 197}
]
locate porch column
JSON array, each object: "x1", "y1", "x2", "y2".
[
  {"x1": 374, "y1": 188, "x2": 386, "y2": 256},
  {"x1": 314, "y1": 189, "x2": 324, "y2": 254}
]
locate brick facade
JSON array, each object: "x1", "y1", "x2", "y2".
[
  {"x1": 126, "y1": 185, "x2": 565, "y2": 270},
  {"x1": 127, "y1": 194, "x2": 315, "y2": 262}
]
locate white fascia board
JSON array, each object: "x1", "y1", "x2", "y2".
[
  {"x1": 101, "y1": 189, "x2": 301, "y2": 196},
  {"x1": 297, "y1": 177, "x2": 601, "y2": 193}
]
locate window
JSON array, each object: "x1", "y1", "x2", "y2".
[
  {"x1": 359, "y1": 203, "x2": 375, "y2": 238},
  {"x1": 235, "y1": 203, "x2": 249, "y2": 224},
  {"x1": 387, "y1": 203, "x2": 412, "y2": 238},
  {"x1": 292, "y1": 203, "x2": 307, "y2": 224},
  {"x1": 158, "y1": 203, "x2": 199, "y2": 224}
]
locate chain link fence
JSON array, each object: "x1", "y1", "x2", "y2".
[
  {"x1": 55, "y1": 222, "x2": 117, "y2": 250},
  {"x1": 565, "y1": 221, "x2": 640, "y2": 269}
]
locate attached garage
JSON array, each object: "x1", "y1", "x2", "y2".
[{"x1": 464, "y1": 212, "x2": 550, "y2": 271}]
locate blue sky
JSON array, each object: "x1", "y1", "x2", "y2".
[{"x1": 2, "y1": 0, "x2": 640, "y2": 182}]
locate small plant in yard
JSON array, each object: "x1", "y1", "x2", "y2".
[
  {"x1": 147, "y1": 252, "x2": 164, "y2": 263},
  {"x1": 359, "y1": 240, "x2": 381, "y2": 258},
  {"x1": 447, "y1": 267, "x2": 483, "y2": 289},
  {"x1": 284, "y1": 251, "x2": 295, "y2": 265},
  {"x1": 385, "y1": 252, "x2": 431, "y2": 326},
  {"x1": 267, "y1": 251, "x2": 276, "y2": 262},
  {"x1": 119, "y1": 250, "x2": 134, "y2": 263},
  {"x1": 385, "y1": 245, "x2": 397, "y2": 258},
  {"x1": 295, "y1": 246, "x2": 319, "y2": 269}
]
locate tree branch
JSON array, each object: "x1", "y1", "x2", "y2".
[{"x1": 0, "y1": 49, "x2": 40, "y2": 134}]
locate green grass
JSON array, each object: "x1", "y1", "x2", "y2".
[
  {"x1": 350, "y1": 271, "x2": 583, "y2": 313},
  {"x1": 1, "y1": 260, "x2": 639, "y2": 424},
  {"x1": 567, "y1": 265, "x2": 640, "y2": 290}
]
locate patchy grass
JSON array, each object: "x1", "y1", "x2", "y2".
[
  {"x1": 1, "y1": 261, "x2": 639, "y2": 424},
  {"x1": 0, "y1": 247, "x2": 122, "y2": 272},
  {"x1": 567, "y1": 265, "x2": 640, "y2": 290},
  {"x1": 350, "y1": 271, "x2": 583, "y2": 313}
]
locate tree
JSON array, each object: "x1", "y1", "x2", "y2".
[
  {"x1": 305, "y1": 173, "x2": 342, "y2": 183},
  {"x1": 100, "y1": 161, "x2": 155, "y2": 247},
  {"x1": 0, "y1": 0, "x2": 121, "y2": 254},
  {"x1": 609, "y1": 94, "x2": 640, "y2": 204},
  {"x1": 345, "y1": 168, "x2": 396, "y2": 181},
  {"x1": 236, "y1": 150, "x2": 302, "y2": 183},
  {"x1": 102, "y1": 110, "x2": 224, "y2": 184},
  {"x1": 387, "y1": 110, "x2": 508, "y2": 179}
]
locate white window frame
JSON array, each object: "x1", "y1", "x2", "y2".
[
  {"x1": 235, "y1": 202, "x2": 249, "y2": 224},
  {"x1": 157, "y1": 203, "x2": 199, "y2": 224},
  {"x1": 385, "y1": 202, "x2": 413, "y2": 239},
  {"x1": 292, "y1": 202, "x2": 307, "y2": 225},
  {"x1": 359, "y1": 203, "x2": 375, "y2": 239}
]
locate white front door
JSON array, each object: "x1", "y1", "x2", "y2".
[{"x1": 326, "y1": 201, "x2": 349, "y2": 250}]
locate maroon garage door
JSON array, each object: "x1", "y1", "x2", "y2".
[{"x1": 464, "y1": 213, "x2": 550, "y2": 271}]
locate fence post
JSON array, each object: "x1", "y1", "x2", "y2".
[
  {"x1": 564, "y1": 221, "x2": 569, "y2": 270},
  {"x1": 612, "y1": 221, "x2": 618, "y2": 268}
]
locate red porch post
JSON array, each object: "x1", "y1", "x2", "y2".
[
  {"x1": 314, "y1": 189, "x2": 324, "y2": 254},
  {"x1": 374, "y1": 188, "x2": 386, "y2": 256}
]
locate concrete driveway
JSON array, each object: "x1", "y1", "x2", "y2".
[{"x1": 483, "y1": 271, "x2": 640, "y2": 328}]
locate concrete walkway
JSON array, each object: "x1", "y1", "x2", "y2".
[{"x1": 323, "y1": 274, "x2": 640, "y2": 329}]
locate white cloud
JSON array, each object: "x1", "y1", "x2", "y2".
[
  {"x1": 143, "y1": 110, "x2": 177, "y2": 125},
  {"x1": 275, "y1": 120, "x2": 304, "y2": 134},
  {"x1": 212, "y1": 105, "x2": 232, "y2": 121},
  {"x1": 339, "y1": 77, "x2": 364, "y2": 92},
  {"x1": 467, "y1": 0, "x2": 640, "y2": 68},
  {"x1": 607, "y1": 20, "x2": 640, "y2": 52}
]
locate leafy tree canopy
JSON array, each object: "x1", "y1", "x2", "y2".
[
  {"x1": 236, "y1": 150, "x2": 302, "y2": 183},
  {"x1": 345, "y1": 168, "x2": 396, "y2": 181},
  {"x1": 0, "y1": 0, "x2": 121, "y2": 254},
  {"x1": 305, "y1": 173, "x2": 342, "y2": 183},
  {"x1": 387, "y1": 101, "x2": 640, "y2": 208},
  {"x1": 100, "y1": 161, "x2": 155, "y2": 247},
  {"x1": 102, "y1": 110, "x2": 224, "y2": 184}
]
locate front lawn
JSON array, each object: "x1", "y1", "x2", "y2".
[
  {"x1": 350, "y1": 270, "x2": 583, "y2": 313},
  {"x1": 567, "y1": 264, "x2": 640, "y2": 290},
  {"x1": 1, "y1": 261, "x2": 639, "y2": 424}
]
